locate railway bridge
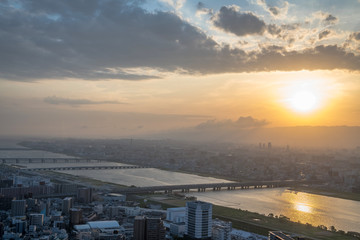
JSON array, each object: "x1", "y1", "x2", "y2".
[
  {"x1": 22, "y1": 165, "x2": 149, "y2": 171},
  {"x1": 115, "y1": 180, "x2": 309, "y2": 194}
]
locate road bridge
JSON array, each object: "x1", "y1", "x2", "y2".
[
  {"x1": 23, "y1": 165, "x2": 149, "y2": 171},
  {"x1": 0, "y1": 148, "x2": 33, "y2": 151},
  {"x1": 1, "y1": 158, "x2": 96, "y2": 164},
  {"x1": 115, "y1": 180, "x2": 310, "y2": 194}
]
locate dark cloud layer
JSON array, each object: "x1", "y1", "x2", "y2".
[
  {"x1": 44, "y1": 96, "x2": 125, "y2": 106},
  {"x1": 212, "y1": 6, "x2": 266, "y2": 36},
  {"x1": 0, "y1": 0, "x2": 359, "y2": 82}
]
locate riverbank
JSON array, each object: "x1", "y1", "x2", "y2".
[
  {"x1": 143, "y1": 194, "x2": 359, "y2": 240},
  {"x1": 289, "y1": 186, "x2": 360, "y2": 202}
]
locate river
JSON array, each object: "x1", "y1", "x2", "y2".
[{"x1": 186, "y1": 188, "x2": 360, "y2": 233}]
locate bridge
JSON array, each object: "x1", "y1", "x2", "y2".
[
  {"x1": 115, "y1": 180, "x2": 308, "y2": 194},
  {"x1": 0, "y1": 148, "x2": 33, "y2": 151},
  {"x1": 1, "y1": 158, "x2": 97, "y2": 164},
  {"x1": 23, "y1": 165, "x2": 149, "y2": 171}
]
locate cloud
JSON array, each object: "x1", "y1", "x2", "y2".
[
  {"x1": 267, "y1": 23, "x2": 301, "y2": 40},
  {"x1": 319, "y1": 30, "x2": 332, "y2": 40},
  {"x1": 196, "y1": 1, "x2": 213, "y2": 16},
  {"x1": 324, "y1": 14, "x2": 338, "y2": 25},
  {"x1": 196, "y1": 116, "x2": 269, "y2": 130},
  {"x1": 159, "y1": 0, "x2": 186, "y2": 11},
  {"x1": 312, "y1": 12, "x2": 338, "y2": 25},
  {"x1": 349, "y1": 32, "x2": 360, "y2": 41},
  {"x1": 0, "y1": 0, "x2": 359, "y2": 82},
  {"x1": 257, "y1": 0, "x2": 289, "y2": 18},
  {"x1": 246, "y1": 44, "x2": 360, "y2": 72},
  {"x1": 0, "y1": 0, "x2": 218, "y2": 81},
  {"x1": 211, "y1": 5, "x2": 266, "y2": 36},
  {"x1": 44, "y1": 96, "x2": 125, "y2": 106}
]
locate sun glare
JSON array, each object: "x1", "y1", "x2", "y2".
[
  {"x1": 295, "y1": 203, "x2": 312, "y2": 213},
  {"x1": 280, "y1": 76, "x2": 329, "y2": 115},
  {"x1": 290, "y1": 91, "x2": 318, "y2": 113}
]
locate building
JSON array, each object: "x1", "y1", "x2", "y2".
[
  {"x1": 186, "y1": 201, "x2": 212, "y2": 240},
  {"x1": 166, "y1": 207, "x2": 186, "y2": 223},
  {"x1": 77, "y1": 188, "x2": 93, "y2": 204},
  {"x1": 30, "y1": 213, "x2": 44, "y2": 227},
  {"x1": 0, "y1": 195, "x2": 13, "y2": 211},
  {"x1": 70, "y1": 208, "x2": 83, "y2": 225},
  {"x1": 133, "y1": 216, "x2": 165, "y2": 240},
  {"x1": 62, "y1": 197, "x2": 73, "y2": 215},
  {"x1": 0, "y1": 222, "x2": 4, "y2": 239},
  {"x1": 170, "y1": 222, "x2": 186, "y2": 238},
  {"x1": 11, "y1": 200, "x2": 26, "y2": 217},
  {"x1": 74, "y1": 221, "x2": 124, "y2": 240},
  {"x1": 134, "y1": 216, "x2": 146, "y2": 240},
  {"x1": 269, "y1": 231, "x2": 295, "y2": 240},
  {"x1": 146, "y1": 218, "x2": 166, "y2": 240},
  {"x1": 14, "y1": 220, "x2": 27, "y2": 234},
  {"x1": 212, "y1": 219, "x2": 232, "y2": 240}
]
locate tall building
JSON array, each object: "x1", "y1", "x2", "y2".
[
  {"x1": 0, "y1": 222, "x2": 4, "y2": 239},
  {"x1": 62, "y1": 197, "x2": 73, "y2": 215},
  {"x1": 133, "y1": 216, "x2": 165, "y2": 240},
  {"x1": 69, "y1": 208, "x2": 83, "y2": 225},
  {"x1": 14, "y1": 220, "x2": 27, "y2": 234},
  {"x1": 30, "y1": 213, "x2": 44, "y2": 227},
  {"x1": 269, "y1": 231, "x2": 295, "y2": 240},
  {"x1": 134, "y1": 216, "x2": 146, "y2": 240},
  {"x1": 186, "y1": 201, "x2": 212, "y2": 240},
  {"x1": 11, "y1": 200, "x2": 26, "y2": 216},
  {"x1": 146, "y1": 218, "x2": 166, "y2": 240},
  {"x1": 77, "y1": 188, "x2": 92, "y2": 204},
  {"x1": 0, "y1": 195, "x2": 13, "y2": 211}
]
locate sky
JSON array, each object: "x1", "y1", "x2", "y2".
[{"x1": 0, "y1": 0, "x2": 360, "y2": 139}]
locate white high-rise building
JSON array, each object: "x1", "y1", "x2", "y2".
[{"x1": 185, "y1": 201, "x2": 212, "y2": 239}]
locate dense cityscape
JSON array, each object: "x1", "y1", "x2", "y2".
[{"x1": 0, "y1": 139, "x2": 360, "y2": 240}]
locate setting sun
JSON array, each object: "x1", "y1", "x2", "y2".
[{"x1": 290, "y1": 91, "x2": 318, "y2": 113}]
